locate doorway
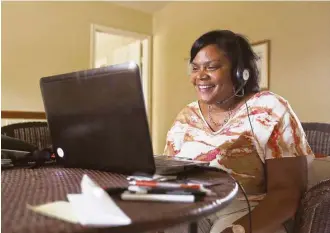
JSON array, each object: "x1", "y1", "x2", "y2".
[{"x1": 90, "y1": 24, "x2": 152, "y2": 126}]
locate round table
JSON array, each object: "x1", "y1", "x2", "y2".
[{"x1": 1, "y1": 166, "x2": 237, "y2": 233}]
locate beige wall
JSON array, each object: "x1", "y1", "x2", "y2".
[
  {"x1": 152, "y1": 2, "x2": 330, "y2": 154},
  {"x1": 1, "y1": 1, "x2": 152, "y2": 111}
]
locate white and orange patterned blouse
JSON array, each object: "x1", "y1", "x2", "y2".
[{"x1": 164, "y1": 91, "x2": 314, "y2": 194}]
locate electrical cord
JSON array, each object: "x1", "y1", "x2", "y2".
[
  {"x1": 234, "y1": 174, "x2": 252, "y2": 233},
  {"x1": 195, "y1": 165, "x2": 252, "y2": 233},
  {"x1": 196, "y1": 99, "x2": 256, "y2": 232},
  {"x1": 243, "y1": 98, "x2": 257, "y2": 233},
  {"x1": 190, "y1": 99, "x2": 255, "y2": 233},
  {"x1": 245, "y1": 100, "x2": 256, "y2": 139},
  {"x1": 1, "y1": 148, "x2": 56, "y2": 169}
]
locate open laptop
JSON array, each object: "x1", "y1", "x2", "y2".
[{"x1": 40, "y1": 62, "x2": 209, "y2": 175}]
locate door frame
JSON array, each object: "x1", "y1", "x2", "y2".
[{"x1": 90, "y1": 24, "x2": 153, "y2": 131}]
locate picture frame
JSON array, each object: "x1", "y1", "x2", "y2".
[{"x1": 251, "y1": 40, "x2": 270, "y2": 90}]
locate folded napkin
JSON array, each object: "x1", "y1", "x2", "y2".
[{"x1": 28, "y1": 175, "x2": 131, "y2": 226}]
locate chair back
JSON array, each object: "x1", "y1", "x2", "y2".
[
  {"x1": 1, "y1": 121, "x2": 51, "y2": 150},
  {"x1": 294, "y1": 179, "x2": 330, "y2": 233},
  {"x1": 301, "y1": 122, "x2": 330, "y2": 156}
]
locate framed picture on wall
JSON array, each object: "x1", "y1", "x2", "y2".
[{"x1": 251, "y1": 40, "x2": 270, "y2": 90}]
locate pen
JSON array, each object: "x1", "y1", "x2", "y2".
[
  {"x1": 129, "y1": 181, "x2": 215, "y2": 195},
  {"x1": 103, "y1": 186, "x2": 204, "y2": 196},
  {"x1": 129, "y1": 180, "x2": 204, "y2": 190},
  {"x1": 120, "y1": 191, "x2": 203, "y2": 203},
  {"x1": 128, "y1": 186, "x2": 208, "y2": 196}
]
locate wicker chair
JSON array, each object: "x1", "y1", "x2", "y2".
[
  {"x1": 301, "y1": 122, "x2": 330, "y2": 156},
  {"x1": 292, "y1": 123, "x2": 330, "y2": 233},
  {"x1": 294, "y1": 179, "x2": 330, "y2": 233},
  {"x1": 1, "y1": 121, "x2": 52, "y2": 150}
]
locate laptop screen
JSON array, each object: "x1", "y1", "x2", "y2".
[{"x1": 40, "y1": 63, "x2": 155, "y2": 174}]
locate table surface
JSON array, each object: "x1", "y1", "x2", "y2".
[{"x1": 1, "y1": 166, "x2": 237, "y2": 233}]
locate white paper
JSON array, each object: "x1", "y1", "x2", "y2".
[
  {"x1": 27, "y1": 201, "x2": 79, "y2": 223},
  {"x1": 28, "y1": 175, "x2": 131, "y2": 226}
]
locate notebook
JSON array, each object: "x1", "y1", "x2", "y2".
[{"x1": 40, "y1": 62, "x2": 208, "y2": 175}]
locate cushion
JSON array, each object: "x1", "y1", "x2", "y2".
[{"x1": 308, "y1": 156, "x2": 330, "y2": 189}]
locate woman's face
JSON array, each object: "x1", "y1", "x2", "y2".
[{"x1": 190, "y1": 44, "x2": 234, "y2": 105}]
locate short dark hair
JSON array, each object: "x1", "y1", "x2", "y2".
[{"x1": 190, "y1": 30, "x2": 260, "y2": 95}]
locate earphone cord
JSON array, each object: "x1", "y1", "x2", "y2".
[
  {"x1": 244, "y1": 99, "x2": 255, "y2": 233},
  {"x1": 245, "y1": 100, "x2": 256, "y2": 138},
  {"x1": 196, "y1": 165, "x2": 252, "y2": 233},
  {"x1": 231, "y1": 173, "x2": 252, "y2": 233}
]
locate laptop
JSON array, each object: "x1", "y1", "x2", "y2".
[{"x1": 40, "y1": 62, "x2": 209, "y2": 175}]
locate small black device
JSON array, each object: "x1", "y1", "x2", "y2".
[{"x1": 1, "y1": 135, "x2": 54, "y2": 168}]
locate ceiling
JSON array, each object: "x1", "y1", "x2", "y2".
[{"x1": 113, "y1": 1, "x2": 169, "y2": 14}]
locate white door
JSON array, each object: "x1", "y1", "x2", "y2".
[
  {"x1": 95, "y1": 57, "x2": 108, "y2": 68},
  {"x1": 92, "y1": 29, "x2": 150, "y2": 120},
  {"x1": 112, "y1": 40, "x2": 142, "y2": 69},
  {"x1": 112, "y1": 40, "x2": 148, "y2": 111}
]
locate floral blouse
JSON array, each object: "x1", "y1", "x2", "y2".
[{"x1": 164, "y1": 91, "x2": 314, "y2": 194}]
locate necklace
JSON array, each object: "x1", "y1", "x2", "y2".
[{"x1": 208, "y1": 105, "x2": 234, "y2": 128}]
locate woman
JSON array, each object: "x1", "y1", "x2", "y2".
[{"x1": 164, "y1": 30, "x2": 314, "y2": 233}]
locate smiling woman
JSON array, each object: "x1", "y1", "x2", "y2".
[{"x1": 163, "y1": 30, "x2": 314, "y2": 233}]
